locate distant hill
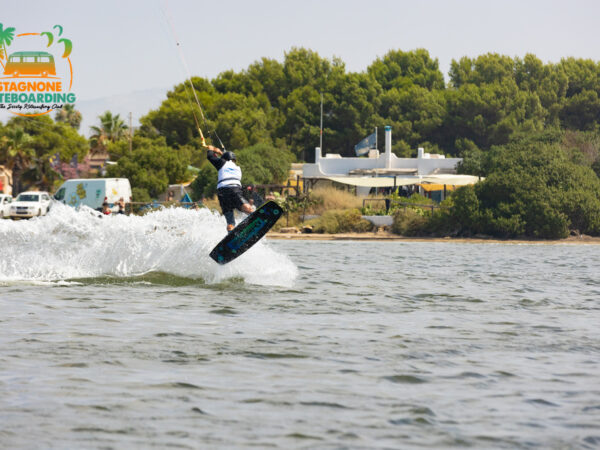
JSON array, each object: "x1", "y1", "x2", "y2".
[
  {"x1": 0, "y1": 87, "x2": 168, "y2": 137},
  {"x1": 76, "y1": 88, "x2": 168, "y2": 137}
]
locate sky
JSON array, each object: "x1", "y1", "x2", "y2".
[{"x1": 3, "y1": 0, "x2": 600, "y2": 129}]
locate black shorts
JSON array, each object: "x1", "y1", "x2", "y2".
[{"x1": 217, "y1": 186, "x2": 247, "y2": 214}]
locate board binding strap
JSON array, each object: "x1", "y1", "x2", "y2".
[{"x1": 209, "y1": 201, "x2": 283, "y2": 265}]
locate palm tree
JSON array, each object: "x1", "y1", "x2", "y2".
[
  {"x1": 0, "y1": 23, "x2": 16, "y2": 70},
  {"x1": 55, "y1": 104, "x2": 82, "y2": 130},
  {"x1": 23, "y1": 157, "x2": 59, "y2": 193},
  {"x1": 89, "y1": 111, "x2": 128, "y2": 154},
  {"x1": 0, "y1": 127, "x2": 36, "y2": 194}
]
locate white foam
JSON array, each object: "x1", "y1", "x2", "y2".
[{"x1": 0, "y1": 203, "x2": 297, "y2": 286}]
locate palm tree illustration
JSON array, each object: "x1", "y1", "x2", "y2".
[
  {"x1": 0, "y1": 23, "x2": 16, "y2": 70},
  {"x1": 40, "y1": 25, "x2": 72, "y2": 59},
  {"x1": 41, "y1": 31, "x2": 54, "y2": 47},
  {"x1": 58, "y1": 38, "x2": 73, "y2": 58}
]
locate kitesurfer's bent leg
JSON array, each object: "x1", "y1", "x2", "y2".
[
  {"x1": 217, "y1": 185, "x2": 253, "y2": 232},
  {"x1": 217, "y1": 187, "x2": 237, "y2": 232}
]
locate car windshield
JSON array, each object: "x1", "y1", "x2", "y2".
[{"x1": 16, "y1": 194, "x2": 39, "y2": 202}]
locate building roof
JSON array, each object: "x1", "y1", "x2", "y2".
[{"x1": 321, "y1": 174, "x2": 481, "y2": 188}]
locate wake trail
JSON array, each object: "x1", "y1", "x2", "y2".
[{"x1": 0, "y1": 203, "x2": 297, "y2": 286}]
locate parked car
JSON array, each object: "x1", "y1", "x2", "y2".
[
  {"x1": 9, "y1": 191, "x2": 51, "y2": 219},
  {"x1": 0, "y1": 194, "x2": 12, "y2": 218}
]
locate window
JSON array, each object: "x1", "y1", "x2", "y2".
[
  {"x1": 17, "y1": 194, "x2": 39, "y2": 202},
  {"x1": 39, "y1": 56, "x2": 50, "y2": 62},
  {"x1": 22, "y1": 56, "x2": 35, "y2": 63},
  {"x1": 54, "y1": 188, "x2": 65, "y2": 201}
]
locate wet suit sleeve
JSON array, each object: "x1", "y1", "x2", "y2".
[{"x1": 207, "y1": 151, "x2": 224, "y2": 170}]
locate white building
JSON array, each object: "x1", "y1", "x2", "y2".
[{"x1": 302, "y1": 126, "x2": 480, "y2": 196}]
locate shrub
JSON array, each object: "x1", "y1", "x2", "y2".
[
  {"x1": 425, "y1": 204, "x2": 457, "y2": 236},
  {"x1": 307, "y1": 187, "x2": 363, "y2": 215},
  {"x1": 450, "y1": 185, "x2": 480, "y2": 234},
  {"x1": 132, "y1": 187, "x2": 151, "y2": 202},
  {"x1": 311, "y1": 209, "x2": 373, "y2": 233},
  {"x1": 190, "y1": 162, "x2": 217, "y2": 200},
  {"x1": 391, "y1": 209, "x2": 428, "y2": 236}
]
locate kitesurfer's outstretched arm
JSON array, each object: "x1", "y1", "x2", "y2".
[{"x1": 206, "y1": 144, "x2": 222, "y2": 156}]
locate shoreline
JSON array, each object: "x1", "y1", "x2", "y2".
[{"x1": 267, "y1": 231, "x2": 600, "y2": 245}]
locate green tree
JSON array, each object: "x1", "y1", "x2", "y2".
[
  {"x1": 283, "y1": 47, "x2": 334, "y2": 93},
  {"x1": 90, "y1": 111, "x2": 129, "y2": 153},
  {"x1": 139, "y1": 77, "x2": 218, "y2": 148},
  {"x1": 246, "y1": 57, "x2": 286, "y2": 105},
  {"x1": 0, "y1": 127, "x2": 35, "y2": 194},
  {"x1": 442, "y1": 78, "x2": 545, "y2": 153},
  {"x1": 106, "y1": 136, "x2": 188, "y2": 199},
  {"x1": 236, "y1": 143, "x2": 295, "y2": 185},
  {"x1": 514, "y1": 54, "x2": 568, "y2": 126},
  {"x1": 135, "y1": 48, "x2": 600, "y2": 169},
  {"x1": 379, "y1": 84, "x2": 445, "y2": 154},
  {"x1": 559, "y1": 57, "x2": 600, "y2": 97},
  {"x1": 461, "y1": 132, "x2": 600, "y2": 238},
  {"x1": 450, "y1": 184, "x2": 480, "y2": 234},
  {"x1": 449, "y1": 53, "x2": 515, "y2": 87},
  {"x1": 368, "y1": 49, "x2": 445, "y2": 91},
  {"x1": 209, "y1": 92, "x2": 273, "y2": 150},
  {"x1": 55, "y1": 103, "x2": 82, "y2": 130},
  {"x1": 559, "y1": 90, "x2": 600, "y2": 131},
  {"x1": 324, "y1": 71, "x2": 383, "y2": 157},
  {"x1": 3, "y1": 116, "x2": 87, "y2": 192}
]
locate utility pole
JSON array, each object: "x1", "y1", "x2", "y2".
[
  {"x1": 320, "y1": 92, "x2": 323, "y2": 152},
  {"x1": 128, "y1": 112, "x2": 133, "y2": 154}
]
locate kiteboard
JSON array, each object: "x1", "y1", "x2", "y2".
[{"x1": 209, "y1": 201, "x2": 283, "y2": 265}]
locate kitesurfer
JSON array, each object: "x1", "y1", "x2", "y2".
[{"x1": 206, "y1": 144, "x2": 254, "y2": 232}]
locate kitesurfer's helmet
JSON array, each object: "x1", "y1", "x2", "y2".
[{"x1": 222, "y1": 151, "x2": 236, "y2": 161}]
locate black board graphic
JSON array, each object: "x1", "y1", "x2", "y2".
[{"x1": 209, "y1": 201, "x2": 283, "y2": 265}]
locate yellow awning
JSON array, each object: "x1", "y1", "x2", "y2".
[{"x1": 419, "y1": 184, "x2": 457, "y2": 192}]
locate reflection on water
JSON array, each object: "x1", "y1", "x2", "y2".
[{"x1": 1, "y1": 212, "x2": 599, "y2": 448}]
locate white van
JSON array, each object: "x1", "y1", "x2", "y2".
[{"x1": 54, "y1": 178, "x2": 132, "y2": 211}]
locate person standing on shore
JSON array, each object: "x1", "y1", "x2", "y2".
[
  {"x1": 205, "y1": 144, "x2": 254, "y2": 232},
  {"x1": 246, "y1": 185, "x2": 264, "y2": 207},
  {"x1": 116, "y1": 197, "x2": 126, "y2": 214}
]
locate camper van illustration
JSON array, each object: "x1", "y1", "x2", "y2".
[{"x1": 3, "y1": 51, "x2": 56, "y2": 77}]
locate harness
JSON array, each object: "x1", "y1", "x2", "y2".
[{"x1": 217, "y1": 161, "x2": 242, "y2": 189}]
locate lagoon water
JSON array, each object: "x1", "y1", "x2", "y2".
[{"x1": 1, "y1": 205, "x2": 599, "y2": 449}]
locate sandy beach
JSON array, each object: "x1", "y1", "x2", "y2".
[{"x1": 267, "y1": 231, "x2": 600, "y2": 244}]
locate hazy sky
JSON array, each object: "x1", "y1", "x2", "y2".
[{"x1": 3, "y1": 0, "x2": 600, "y2": 101}]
